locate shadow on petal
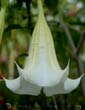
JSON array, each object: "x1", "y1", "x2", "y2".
[
  {"x1": 64, "y1": 75, "x2": 83, "y2": 92},
  {"x1": 3, "y1": 76, "x2": 41, "y2": 96},
  {"x1": 44, "y1": 75, "x2": 83, "y2": 96}
]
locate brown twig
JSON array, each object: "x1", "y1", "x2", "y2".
[
  {"x1": 60, "y1": 19, "x2": 76, "y2": 55},
  {"x1": 76, "y1": 32, "x2": 85, "y2": 55}
]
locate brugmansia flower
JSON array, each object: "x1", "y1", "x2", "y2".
[{"x1": 4, "y1": 0, "x2": 83, "y2": 96}]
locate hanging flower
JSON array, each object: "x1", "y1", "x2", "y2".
[{"x1": 4, "y1": 0, "x2": 83, "y2": 96}]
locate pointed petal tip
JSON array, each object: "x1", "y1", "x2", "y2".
[
  {"x1": 15, "y1": 61, "x2": 23, "y2": 76},
  {"x1": 63, "y1": 59, "x2": 70, "y2": 73},
  {"x1": 3, "y1": 77, "x2": 21, "y2": 92},
  {"x1": 81, "y1": 73, "x2": 84, "y2": 78},
  {"x1": 14, "y1": 61, "x2": 20, "y2": 69},
  {"x1": 77, "y1": 74, "x2": 84, "y2": 81},
  {"x1": 67, "y1": 59, "x2": 70, "y2": 65},
  {"x1": 64, "y1": 74, "x2": 83, "y2": 93},
  {"x1": 2, "y1": 76, "x2": 7, "y2": 81},
  {"x1": 61, "y1": 60, "x2": 70, "y2": 83}
]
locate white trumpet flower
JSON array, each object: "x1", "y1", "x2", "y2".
[{"x1": 4, "y1": 0, "x2": 83, "y2": 96}]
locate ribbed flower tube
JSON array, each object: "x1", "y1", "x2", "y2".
[{"x1": 4, "y1": 0, "x2": 83, "y2": 96}]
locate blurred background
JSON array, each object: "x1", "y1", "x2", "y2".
[{"x1": 0, "y1": 0, "x2": 85, "y2": 110}]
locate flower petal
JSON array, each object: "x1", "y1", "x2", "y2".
[
  {"x1": 22, "y1": 66, "x2": 68, "y2": 87},
  {"x1": 64, "y1": 75, "x2": 83, "y2": 92},
  {"x1": 61, "y1": 60, "x2": 70, "y2": 83},
  {"x1": 3, "y1": 77, "x2": 21, "y2": 92},
  {"x1": 23, "y1": 0, "x2": 61, "y2": 71},
  {"x1": 16, "y1": 59, "x2": 69, "y2": 87},
  {"x1": 4, "y1": 76, "x2": 41, "y2": 95},
  {"x1": 44, "y1": 75, "x2": 83, "y2": 96},
  {"x1": 15, "y1": 61, "x2": 24, "y2": 76},
  {"x1": 16, "y1": 0, "x2": 70, "y2": 88}
]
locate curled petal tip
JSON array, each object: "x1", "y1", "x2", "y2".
[
  {"x1": 2, "y1": 76, "x2": 7, "y2": 81},
  {"x1": 81, "y1": 73, "x2": 84, "y2": 77},
  {"x1": 63, "y1": 60, "x2": 70, "y2": 73},
  {"x1": 64, "y1": 75, "x2": 83, "y2": 93},
  {"x1": 61, "y1": 60, "x2": 70, "y2": 83},
  {"x1": 4, "y1": 77, "x2": 20, "y2": 92},
  {"x1": 15, "y1": 61, "x2": 23, "y2": 76}
]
